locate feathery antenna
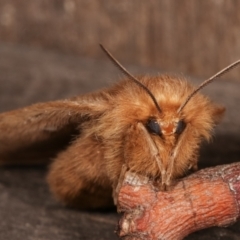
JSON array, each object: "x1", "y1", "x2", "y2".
[{"x1": 100, "y1": 44, "x2": 162, "y2": 113}]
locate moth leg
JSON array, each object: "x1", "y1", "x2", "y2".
[
  {"x1": 112, "y1": 162, "x2": 147, "y2": 206},
  {"x1": 121, "y1": 123, "x2": 160, "y2": 186},
  {"x1": 47, "y1": 136, "x2": 113, "y2": 210},
  {"x1": 113, "y1": 164, "x2": 128, "y2": 207},
  {"x1": 113, "y1": 166, "x2": 150, "y2": 209},
  {"x1": 188, "y1": 160, "x2": 198, "y2": 172}
]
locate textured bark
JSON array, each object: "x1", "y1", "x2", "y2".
[{"x1": 117, "y1": 162, "x2": 240, "y2": 240}]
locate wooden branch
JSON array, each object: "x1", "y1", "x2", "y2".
[{"x1": 117, "y1": 162, "x2": 240, "y2": 240}]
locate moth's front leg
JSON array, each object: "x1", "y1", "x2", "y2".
[
  {"x1": 124, "y1": 122, "x2": 163, "y2": 178},
  {"x1": 113, "y1": 164, "x2": 128, "y2": 206},
  {"x1": 113, "y1": 122, "x2": 161, "y2": 205}
]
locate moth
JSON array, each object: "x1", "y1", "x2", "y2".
[{"x1": 0, "y1": 45, "x2": 239, "y2": 209}]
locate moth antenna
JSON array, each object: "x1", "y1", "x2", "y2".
[
  {"x1": 100, "y1": 44, "x2": 161, "y2": 113},
  {"x1": 178, "y1": 59, "x2": 240, "y2": 113}
]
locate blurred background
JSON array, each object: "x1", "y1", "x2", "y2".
[
  {"x1": 1, "y1": 0, "x2": 240, "y2": 80},
  {"x1": 1, "y1": 1, "x2": 240, "y2": 240}
]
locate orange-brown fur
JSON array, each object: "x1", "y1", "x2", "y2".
[{"x1": 0, "y1": 75, "x2": 224, "y2": 209}]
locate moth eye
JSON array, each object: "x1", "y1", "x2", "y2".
[
  {"x1": 175, "y1": 120, "x2": 186, "y2": 135},
  {"x1": 146, "y1": 119, "x2": 161, "y2": 136}
]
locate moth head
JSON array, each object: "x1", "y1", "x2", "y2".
[
  {"x1": 140, "y1": 80, "x2": 225, "y2": 187},
  {"x1": 100, "y1": 44, "x2": 239, "y2": 187}
]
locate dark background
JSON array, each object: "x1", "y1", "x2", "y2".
[{"x1": 0, "y1": 1, "x2": 240, "y2": 239}]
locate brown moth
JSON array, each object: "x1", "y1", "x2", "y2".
[{"x1": 0, "y1": 45, "x2": 239, "y2": 209}]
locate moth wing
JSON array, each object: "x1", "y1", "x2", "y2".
[{"x1": 0, "y1": 94, "x2": 109, "y2": 165}]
